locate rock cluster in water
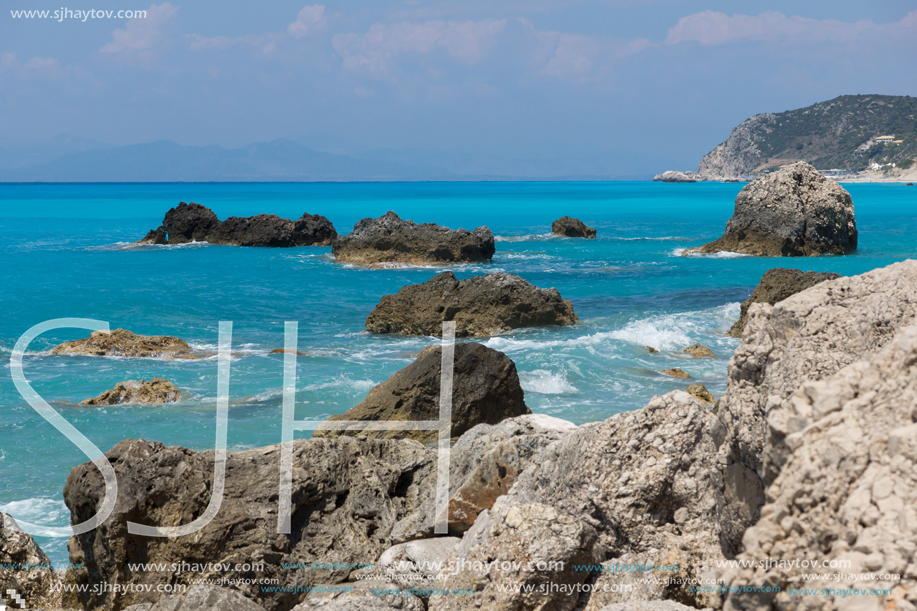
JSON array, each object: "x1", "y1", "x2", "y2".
[
  {"x1": 51, "y1": 328, "x2": 191, "y2": 358},
  {"x1": 727, "y1": 267, "x2": 841, "y2": 337},
  {"x1": 365, "y1": 272, "x2": 578, "y2": 337},
  {"x1": 332, "y1": 211, "x2": 495, "y2": 266},
  {"x1": 688, "y1": 162, "x2": 857, "y2": 257},
  {"x1": 314, "y1": 343, "x2": 530, "y2": 445},
  {"x1": 138, "y1": 202, "x2": 337, "y2": 247},
  {"x1": 81, "y1": 378, "x2": 181, "y2": 405},
  {"x1": 551, "y1": 216, "x2": 597, "y2": 238}
]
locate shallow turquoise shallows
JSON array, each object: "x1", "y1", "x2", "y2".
[{"x1": 1, "y1": 181, "x2": 915, "y2": 564}]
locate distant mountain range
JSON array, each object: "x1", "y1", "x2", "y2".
[
  {"x1": 697, "y1": 95, "x2": 917, "y2": 178},
  {"x1": 0, "y1": 136, "x2": 674, "y2": 182}
]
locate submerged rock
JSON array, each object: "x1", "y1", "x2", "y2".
[
  {"x1": 137, "y1": 202, "x2": 336, "y2": 247},
  {"x1": 715, "y1": 259, "x2": 917, "y2": 554},
  {"x1": 659, "y1": 368, "x2": 691, "y2": 378},
  {"x1": 331, "y1": 211, "x2": 495, "y2": 266},
  {"x1": 686, "y1": 383, "x2": 715, "y2": 405},
  {"x1": 62, "y1": 437, "x2": 438, "y2": 611},
  {"x1": 727, "y1": 268, "x2": 841, "y2": 337},
  {"x1": 365, "y1": 272, "x2": 578, "y2": 337},
  {"x1": 551, "y1": 216, "x2": 597, "y2": 238},
  {"x1": 0, "y1": 512, "x2": 63, "y2": 610},
  {"x1": 314, "y1": 343, "x2": 530, "y2": 445},
  {"x1": 646, "y1": 346, "x2": 659, "y2": 354},
  {"x1": 50, "y1": 328, "x2": 191, "y2": 358},
  {"x1": 81, "y1": 378, "x2": 181, "y2": 405},
  {"x1": 430, "y1": 390, "x2": 729, "y2": 611},
  {"x1": 687, "y1": 162, "x2": 857, "y2": 257},
  {"x1": 684, "y1": 343, "x2": 717, "y2": 358},
  {"x1": 722, "y1": 325, "x2": 917, "y2": 611}
]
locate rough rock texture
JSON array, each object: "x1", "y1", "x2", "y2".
[
  {"x1": 365, "y1": 272, "x2": 578, "y2": 337},
  {"x1": 659, "y1": 368, "x2": 691, "y2": 379},
  {"x1": 690, "y1": 163, "x2": 857, "y2": 257},
  {"x1": 314, "y1": 343, "x2": 530, "y2": 445},
  {"x1": 393, "y1": 415, "x2": 578, "y2": 540},
  {"x1": 551, "y1": 217, "x2": 597, "y2": 238},
  {"x1": 430, "y1": 391, "x2": 730, "y2": 611},
  {"x1": 145, "y1": 585, "x2": 267, "y2": 611},
  {"x1": 721, "y1": 325, "x2": 917, "y2": 611},
  {"x1": 350, "y1": 538, "x2": 460, "y2": 592},
  {"x1": 727, "y1": 268, "x2": 841, "y2": 337},
  {"x1": 652, "y1": 171, "x2": 701, "y2": 183},
  {"x1": 80, "y1": 378, "x2": 181, "y2": 405},
  {"x1": 292, "y1": 581, "x2": 425, "y2": 611},
  {"x1": 715, "y1": 259, "x2": 917, "y2": 556},
  {"x1": 62, "y1": 437, "x2": 438, "y2": 611},
  {"x1": 137, "y1": 202, "x2": 336, "y2": 247},
  {"x1": 598, "y1": 602, "x2": 710, "y2": 611},
  {"x1": 686, "y1": 383, "x2": 715, "y2": 405},
  {"x1": 696, "y1": 113, "x2": 777, "y2": 180},
  {"x1": 684, "y1": 344, "x2": 717, "y2": 358},
  {"x1": 331, "y1": 212, "x2": 495, "y2": 266},
  {"x1": 0, "y1": 512, "x2": 63, "y2": 610},
  {"x1": 50, "y1": 329, "x2": 191, "y2": 358}
]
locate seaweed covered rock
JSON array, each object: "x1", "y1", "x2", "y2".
[
  {"x1": 137, "y1": 202, "x2": 336, "y2": 247},
  {"x1": 365, "y1": 272, "x2": 578, "y2": 337},
  {"x1": 727, "y1": 268, "x2": 841, "y2": 337},
  {"x1": 332, "y1": 212, "x2": 495, "y2": 266},
  {"x1": 314, "y1": 343, "x2": 530, "y2": 445},
  {"x1": 688, "y1": 163, "x2": 857, "y2": 257}
]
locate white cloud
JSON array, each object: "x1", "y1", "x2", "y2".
[
  {"x1": 664, "y1": 10, "x2": 916, "y2": 46},
  {"x1": 100, "y1": 3, "x2": 177, "y2": 53},
  {"x1": 332, "y1": 19, "x2": 506, "y2": 78},
  {"x1": 288, "y1": 5, "x2": 327, "y2": 39}
]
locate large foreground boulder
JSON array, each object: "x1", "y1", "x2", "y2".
[
  {"x1": 0, "y1": 512, "x2": 63, "y2": 610},
  {"x1": 138, "y1": 202, "x2": 336, "y2": 247},
  {"x1": 81, "y1": 378, "x2": 181, "y2": 405},
  {"x1": 714, "y1": 260, "x2": 917, "y2": 554},
  {"x1": 62, "y1": 437, "x2": 438, "y2": 611},
  {"x1": 688, "y1": 163, "x2": 857, "y2": 256},
  {"x1": 51, "y1": 328, "x2": 191, "y2": 358},
  {"x1": 430, "y1": 390, "x2": 729, "y2": 611},
  {"x1": 551, "y1": 216, "x2": 597, "y2": 238},
  {"x1": 331, "y1": 212, "x2": 495, "y2": 266},
  {"x1": 722, "y1": 325, "x2": 917, "y2": 611},
  {"x1": 314, "y1": 343, "x2": 530, "y2": 445},
  {"x1": 727, "y1": 268, "x2": 841, "y2": 337},
  {"x1": 365, "y1": 272, "x2": 578, "y2": 337}
]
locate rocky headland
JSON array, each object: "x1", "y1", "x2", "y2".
[
  {"x1": 138, "y1": 202, "x2": 336, "y2": 247},
  {"x1": 551, "y1": 216, "x2": 597, "y2": 238},
  {"x1": 314, "y1": 342, "x2": 530, "y2": 445},
  {"x1": 80, "y1": 378, "x2": 182, "y2": 406},
  {"x1": 652, "y1": 171, "x2": 702, "y2": 183},
  {"x1": 331, "y1": 211, "x2": 495, "y2": 266},
  {"x1": 727, "y1": 268, "x2": 841, "y2": 337},
  {"x1": 51, "y1": 328, "x2": 192, "y2": 359},
  {"x1": 685, "y1": 163, "x2": 857, "y2": 257},
  {"x1": 364, "y1": 272, "x2": 578, "y2": 337}
]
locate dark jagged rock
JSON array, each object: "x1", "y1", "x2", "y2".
[
  {"x1": 365, "y1": 272, "x2": 578, "y2": 337},
  {"x1": 551, "y1": 216, "x2": 597, "y2": 238},
  {"x1": 81, "y1": 378, "x2": 182, "y2": 406},
  {"x1": 1, "y1": 513, "x2": 63, "y2": 610},
  {"x1": 314, "y1": 343, "x2": 530, "y2": 445},
  {"x1": 62, "y1": 437, "x2": 438, "y2": 611},
  {"x1": 137, "y1": 202, "x2": 336, "y2": 247},
  {"x1": 727, "y1": 268, "x2": 841, "y2": 337},
  {"x1": 686, "y1": 163, "x2": 857, "y2": 257},
  {"x1": 50, "y1": 328, "x2": 191, "y2": 358},
  {"x1": 331, "y1": 211, "x2": 495, "y2": 266}
]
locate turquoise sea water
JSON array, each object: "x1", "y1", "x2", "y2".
[{"x1": 1, "y1": 181, "x2": 915, "y2": 564}]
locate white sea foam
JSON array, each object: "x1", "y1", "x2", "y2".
[
  {"x1": 0, "y1": 498, "x2": 71, "y2": 537},
  {"x1": 302, "y1": 375, "x2": 377, "y2": 393},
  {"x1": 494, "y1": 233, "x2": 557, "y2": 242},
  {"x1": 673, "y1": 248, "x2": 751, "y2": 259},
  {"x1": 520, "y1": 369, "x2": 578, "y2": 394}
]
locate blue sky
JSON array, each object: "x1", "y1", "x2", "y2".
[{"x1": 2, "y1": 0, "x2": 915, "y2": 170}]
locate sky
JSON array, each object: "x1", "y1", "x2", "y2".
[{"x1": 1, "y1": 0, "x2": 916, "y2": 171}]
